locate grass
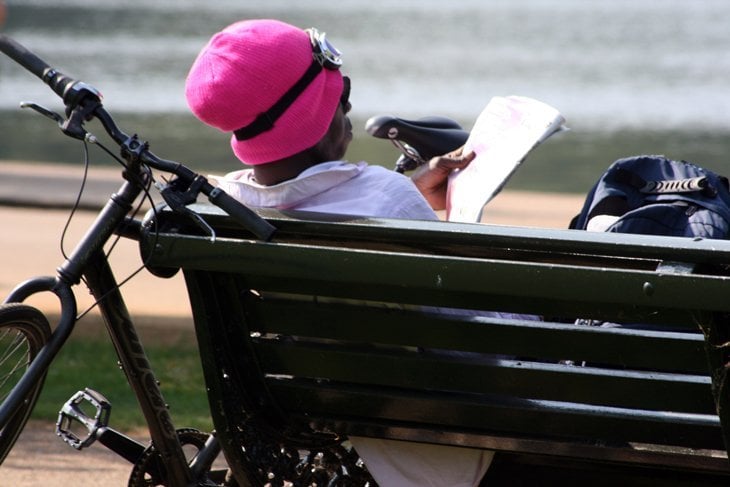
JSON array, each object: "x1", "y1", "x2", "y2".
[{"x1": 32, "y1": 314, "x2": 213, "y2": 435}]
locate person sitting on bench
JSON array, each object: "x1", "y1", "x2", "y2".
[{"x1": 184, "y1": 18, "x2": 493, "y2": 487}]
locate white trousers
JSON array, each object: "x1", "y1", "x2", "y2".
[{"x1": 350, "y1": 436, "x2": 493, "y2": 487}]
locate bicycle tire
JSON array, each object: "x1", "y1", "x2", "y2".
[{"x1": 0, "y1": 303, "x2": 52, "y2": 464}]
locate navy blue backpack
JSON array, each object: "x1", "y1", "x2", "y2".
[{"x1": 570, "y1": 155, "x2": 730, "y2": 239}]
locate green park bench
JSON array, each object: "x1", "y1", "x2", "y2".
[{"x1": 140, "y1": 204, "x2": 730, "y2": 486}]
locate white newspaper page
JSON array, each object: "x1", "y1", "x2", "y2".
[{"x1": 446, "y1": 96, "x2": 566, "y2": 223}]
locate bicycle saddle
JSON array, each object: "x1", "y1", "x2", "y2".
[{"x1": 365, "y1": 115, "x2": 469, "y2": 172}]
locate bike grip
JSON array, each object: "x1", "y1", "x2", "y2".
[
  {"x1": 0, "y1": 34, "x2": 49, "y2": 78},
  {"x1": 0, "y1": 34, "x2": 77, "y2": 101},
  {"x1": 208, "y1": 187, "x2": 276, "y2": 241}
]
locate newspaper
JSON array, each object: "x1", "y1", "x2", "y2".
[{"x1": 446, "y1": 96, "x2": 567, "y2": 223}]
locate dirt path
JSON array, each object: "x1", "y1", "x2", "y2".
[{"x1": 3, "y1": 421, "x2": 145, "y2": 485}]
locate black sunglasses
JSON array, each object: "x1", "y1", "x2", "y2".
[{"x1": 340, "y1": 76, "x2": 351, "y2": 109}]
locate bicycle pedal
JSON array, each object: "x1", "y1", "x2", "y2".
[{"x1": 56, "y1": 388, "x2": 111, "y2": 450}]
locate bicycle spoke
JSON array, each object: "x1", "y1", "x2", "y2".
[
  {"x1": 0, "y1": 334, "x2": 29, "y2": 368},
  {"x1": 0, "y1": 304, "x2": 51, "y2": 464}
]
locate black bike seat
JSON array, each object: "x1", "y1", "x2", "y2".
[{"x1": 365, "y1": 115, "x2": 469, "y2": 161}]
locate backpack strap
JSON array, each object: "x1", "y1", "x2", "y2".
[{"x1": 613, "y1": 167, "x2": 717, "y2": 197}]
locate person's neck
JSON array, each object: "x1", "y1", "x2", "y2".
[{"x1": 252, "y1": 152, "x2": 321, "y2": 186}]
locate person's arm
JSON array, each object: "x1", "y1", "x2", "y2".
[{"x1": 411, "y1": 147, "x2": 475, "y2": 210}]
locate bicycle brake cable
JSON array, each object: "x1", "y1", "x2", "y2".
[
  {"x1": 59, "y1": 139, "x2": 91, "y2": 261},
  {"x1": 72, "y1": 136, "x2": 163, "y2": 321}
]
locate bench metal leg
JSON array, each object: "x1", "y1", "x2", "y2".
[{"x1": 698, "y1": 311, "x2": 730, "y2": 461}]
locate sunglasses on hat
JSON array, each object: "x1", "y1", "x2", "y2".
[{"x1": 307, "y1": 28, "x2": 343, "y2": 70}]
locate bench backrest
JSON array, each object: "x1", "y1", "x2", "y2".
[{"x1": 142, "y1": 204, "x2": 730, "y2": 474}]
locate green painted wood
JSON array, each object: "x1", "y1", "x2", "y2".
[
  {"x1": 266, "y1": 379, "x2": 723, "y2": 451},
  {"x1": 147, "y1": 233, "x2": 730, "y2": 318},
  {"x1": 143, "y1": 206, "x2": 730, "y2": 472},
  {"x1": 245, "y1": 295, "x2": 709, "y2": 373},
  {"x1": 253, "y1": 338, "x2": 714, "y2": 414}
]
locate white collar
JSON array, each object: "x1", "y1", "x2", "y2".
[{"x1": 209, "y1": 161, "x2": 366, "y2": 208}]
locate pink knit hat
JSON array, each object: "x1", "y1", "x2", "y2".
[{"x1": 185, "y1": 19, "x2": 344, "y2": 165}]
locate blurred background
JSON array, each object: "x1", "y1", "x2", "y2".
[{"x1": 1, "y1": 0, "x2": 729, "y2": 194}]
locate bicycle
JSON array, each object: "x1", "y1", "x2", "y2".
[{"x1": 0, "y1": 33, "x2": 278, "y2": 486}]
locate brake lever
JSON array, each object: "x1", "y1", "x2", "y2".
[
  {"x1": 20, "y1": 101, "x2": 64, "y2": 125},
  {"x1": 156, "y1": 177, "x2": 217, "y2": 242},
  {"x1": 189, "y1": 210, "x2": 216, "y2": 242},
  {"x1": 176, "y1": 205, "x2": 217, "y2": 243},
  {"x1": 20, "y1": 100, "x2": 93, "y2": 141}
]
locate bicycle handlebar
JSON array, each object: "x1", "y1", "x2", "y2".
[
  {"x1": 0, "y1": 34, "x2": 276, "y2": 241},
  {"x1": 0, "y1": 33, "x2": 47, "y2": 77},
  {"x1": 0, "y1": 34, "x2": 101, "y2": 107}
]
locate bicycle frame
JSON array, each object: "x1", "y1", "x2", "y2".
[
  {"x1": 1, "y1": 167, "x2": 197, "y2": 485},
  {"x1": 0, "y1": 31, "x2": 279, "y2": 485}
]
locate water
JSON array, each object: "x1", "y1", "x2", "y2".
[
  {"x1": 1, "y1": 0, "x2": 729, "y2": 192},
  {"x1": 3, "y1": 0, "x2": 730, "y2": 130}
]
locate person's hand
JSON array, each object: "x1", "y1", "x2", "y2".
[{"x1": 411, "y1": 147, "x2": 475, "y2": 210}]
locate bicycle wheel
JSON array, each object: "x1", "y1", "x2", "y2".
[{"x1": 0, "y1": 303, "x2": 52, "y2": 464}]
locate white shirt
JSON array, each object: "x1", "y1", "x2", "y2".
[
  {"x1": 210, "y1": 160, "x2": 439, "y2": 220},
  {"x1": 212, "y1": 160, "x2": 493, "y2": 487}
]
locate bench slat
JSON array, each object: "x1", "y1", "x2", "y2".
[
  {"x1": 267, "y1": 378, "x2": 724, "y2": 452},
  {"x1": 254, "y1": 339, "x2": 715, "y2": 414},
  {"x1": 181, "y1": 204, "x2": 730, "y2": 266},
  {"x1": 247, "y1": 294, "x2": 709, "y2": 373},
  {"x1": 152, "y1": 234, "x2": 730, "y2": 319}
]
